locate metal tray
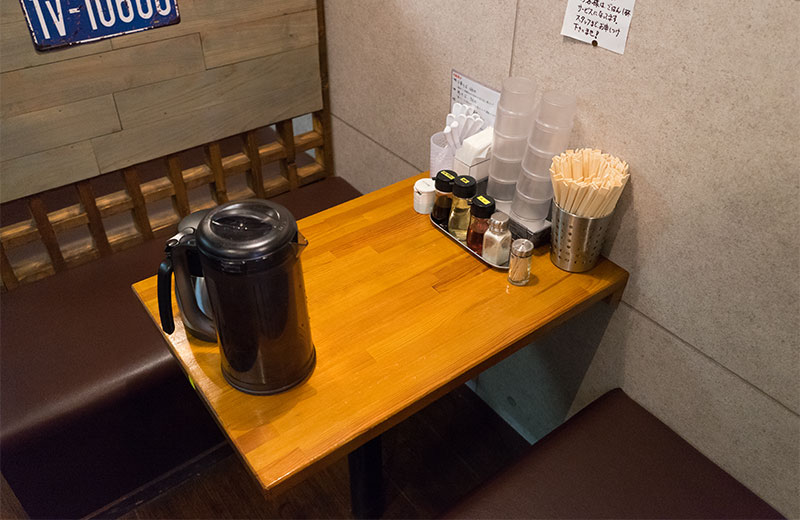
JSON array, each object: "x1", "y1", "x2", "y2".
[{"x1": 429, "y1": 215, "x2": 509, "y2": 271}]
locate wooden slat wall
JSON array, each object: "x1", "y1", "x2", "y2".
[
  {"x1": 0, "y1": 0, "x2": 322, "y2": 203},
  {"x1": 0, "y1": 0, "x2": 334, "y2": 291},
  {"x1": 0, "y1": 124, "x2": 328, "y2": 290}
]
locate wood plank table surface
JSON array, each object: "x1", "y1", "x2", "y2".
[{"x1": 132, "y1": 172, "x2": 628, "y2": 499}]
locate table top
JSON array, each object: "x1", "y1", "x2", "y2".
[{"x1": 132, "y1": 173, "x2": 628, "y2": 495}]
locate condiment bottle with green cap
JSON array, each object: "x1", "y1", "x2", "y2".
[
  {"x1": 448, "y1": 175, "x2": 477, "y2": 241},
  {"x1": 431, "y1": 170, "x2": 457, "y2": 227},
  {"x1": 466, "y1": 195, "x2": 496, "y2": 254}
]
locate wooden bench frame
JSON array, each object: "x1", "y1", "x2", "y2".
[{"x1": 1, "y1": 0, "x2": 334, "y2": 292}]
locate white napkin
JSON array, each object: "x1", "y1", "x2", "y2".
[{"x1": 455, "y1": 127, "x2": 494, "y2": 166}]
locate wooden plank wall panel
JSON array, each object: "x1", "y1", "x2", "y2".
[
  {"x1": 202, "y1": 9, "x2": 318, "y2": 68},
  {"x1": 1, "y1": 96, "x2": 121, "y2": 161},
  {"x1": 0, "y1": 35, "x2": 206, "y2": 118},
  {"x1": 0, "y1": 15, "x2": 112, "y2": 73},
  {"x1": 93, "y1": 77, "x2": 322, "y2": 173},
  {"x1": 0, "y1": 0, "x2": 333, "y2": 289},
  {"x1": 113, "y1": 46, "x2": 320, "y2": 128},
  {"x1": 188, "y1": 0, "x2": 316, "y2": 21},
  {"x1": 1, "y1": 142, "x2": 100, "y2": 203},
  {"x1": 0, "y1": 0, "x2": 323, "y2": 202},
  {"x1": 0, "y1": 0, "x2": 23, "y2": 18},
  {"x1": 108, "y1": 0, "x2": 316, "y2": 50}
]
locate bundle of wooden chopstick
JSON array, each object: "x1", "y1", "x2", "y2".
[{"x1": 549, "y1": 148, "x2": 630, "y2": 218}]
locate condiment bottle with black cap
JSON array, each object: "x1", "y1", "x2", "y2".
[
  {"x1": 448, "y1": 175, "x2": 477, "y2": 241},
  {"x1": 431, "y1": 170, "x2": 457, "y2": 227},
  {"x1": 466, "y1": 195, "x2": 496, "y2": 254}
]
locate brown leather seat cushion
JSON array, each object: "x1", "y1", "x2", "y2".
[
  {"x1": 270, "y1": 175, "x2": 362, "y2": 221},
  {"x1": 444, "y1": 389, "x2": 782, "y2": 519},
  {"x1": 0, "y1": 177, "x2": 361, "y2": 519}
]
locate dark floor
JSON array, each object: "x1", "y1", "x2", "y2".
[{"x1": 119, "y1": 385, "x2": 529, "y2": 519}]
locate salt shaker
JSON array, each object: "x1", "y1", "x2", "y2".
[
  {"x1": 482, "y1": 212, "x2": 512, "y2": 265},
  {"x1": 508, "y1": 238, "x2": 534, "y2": 286}
]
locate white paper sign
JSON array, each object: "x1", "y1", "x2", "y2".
[
  {"x1": 451, "y1": 70, "x2": 501, "y2": 128},
  {"x1": 560, "y1": 0, "x2": 635, "y2": 55}
]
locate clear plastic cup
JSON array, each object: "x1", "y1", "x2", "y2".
[
  {"x1": 489, "y1": 154, "x2": 522, "y2": 182},
  {"x1": 492, "y1": 131, "x2": 527, "y2": 161},
  {"x1": 429, "y1": 131, "x2": 453, "y2": 176},
  {"x1": 517, "y1": 168, "x2": 554, "y2": 200},
  {"x1": 528, "y1": 120, "x2": 571, "y2": 155},
  {"x1": 499, "y1": 77, "x2": 537, "y2": 113},
  {"x1": 487, "y1": 176, "x2": 517, "y2": 201},
  {"x1": 521, "y1": 144, "x2": 556, "y2": 176},
  {"x1": 510, "y1": 212, "x2": 547, "y2": 230},
  {"x1": 536, "y1": 90, "x2": 576, "y2": 128},
  {"x1": 495, "y1": 106, "x2": 534, "y2": 136},
  {"x1": 511, "y1": 188, "x2": 551, "y2": 220},
  {"x1": 495, "y1": 199, "x2": 511, "y2": 215}
]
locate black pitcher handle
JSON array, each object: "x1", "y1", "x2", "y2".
[
  {"x1": 172, "y1": 233, "x2": 217, "y2": 342},
  {"x1": 157, "y1": 256, "x2": 175, "y2": 334}
]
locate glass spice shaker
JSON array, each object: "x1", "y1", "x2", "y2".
[
  {"x1": 466, "y1": 195, "x2": 496, "y2": 254},
  {"x1": 482, "y1": 212, "x2": 512, "y2": 265},
  {"x1": 508, "y1": 238, "x2": 534, "y2": 286},
  {"x1": 448, "y1": 175, "x2": 477, "y2": 241},
  {"x1": 431, "y1": 170, "x2": 456, "y2": 227}
]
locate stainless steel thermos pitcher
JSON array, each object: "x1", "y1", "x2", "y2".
[{"x1": 158, "y1": 200, "x2": 315, "y2": 395}]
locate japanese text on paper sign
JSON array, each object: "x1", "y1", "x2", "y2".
[
  {"x1": 560, "y1": 0, "x2": 635, "y2": 54},
  {"x1": 573, "y1": 0, "x2": 631, "y2": 40}
]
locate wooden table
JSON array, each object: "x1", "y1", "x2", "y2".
[{"x1": 133, "y1": 173, "x2": 628, "y2": 516}]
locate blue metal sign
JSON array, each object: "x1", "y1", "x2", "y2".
[{"x1": 19, "y1": 0, "x2": 180, "y2": 51}]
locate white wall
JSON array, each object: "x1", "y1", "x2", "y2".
[{"x1": 325, "y1": 1, "x2": 800, "y2": 515}]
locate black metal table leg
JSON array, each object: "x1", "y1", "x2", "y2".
[{"x1": 348, "y1": 436, "x2": 383, "y2": 519}]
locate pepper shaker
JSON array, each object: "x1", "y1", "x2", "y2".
[{"x1": 508, "y1": 239, "x2": 534, "y2": 286}]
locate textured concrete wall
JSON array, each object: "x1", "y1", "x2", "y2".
[{"x1": 325, "y1": 1, "x2": 800, "y2": 515}]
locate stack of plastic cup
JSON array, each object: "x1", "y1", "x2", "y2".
[
  {"x1": 511, "y1": 91, "x2": 576, "y2": 224},
  {"x1": 487, "y1": 77, "x2": 537, "y2": 204}
]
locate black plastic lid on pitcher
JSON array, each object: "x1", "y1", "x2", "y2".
[
  {"x1": 452, "y1": 175, "x2": 477, "y2": 198},
  {"x1": 435, "y1": 170, "x2": 457, "y2": 192},
  {"x1": 196, "y1": 200, "x2": 298, "y2": 271},
  {"x1": 470, "y1": 195, "x2": 496, "y2": 219}
]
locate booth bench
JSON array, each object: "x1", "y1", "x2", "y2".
[
  {"x1": 0, "y1": 176, "x2": 361, "y2": 519},
  {"x1": 2, "y1": 174, "x2": 783, "y2": 519},
  {"x1": 445, "y1": 389, "x2": 782, "y2": 519}
]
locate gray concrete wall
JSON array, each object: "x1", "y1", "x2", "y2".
[{"x1": 324, "y1": 1, "x2": 799, "y2": 515}]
